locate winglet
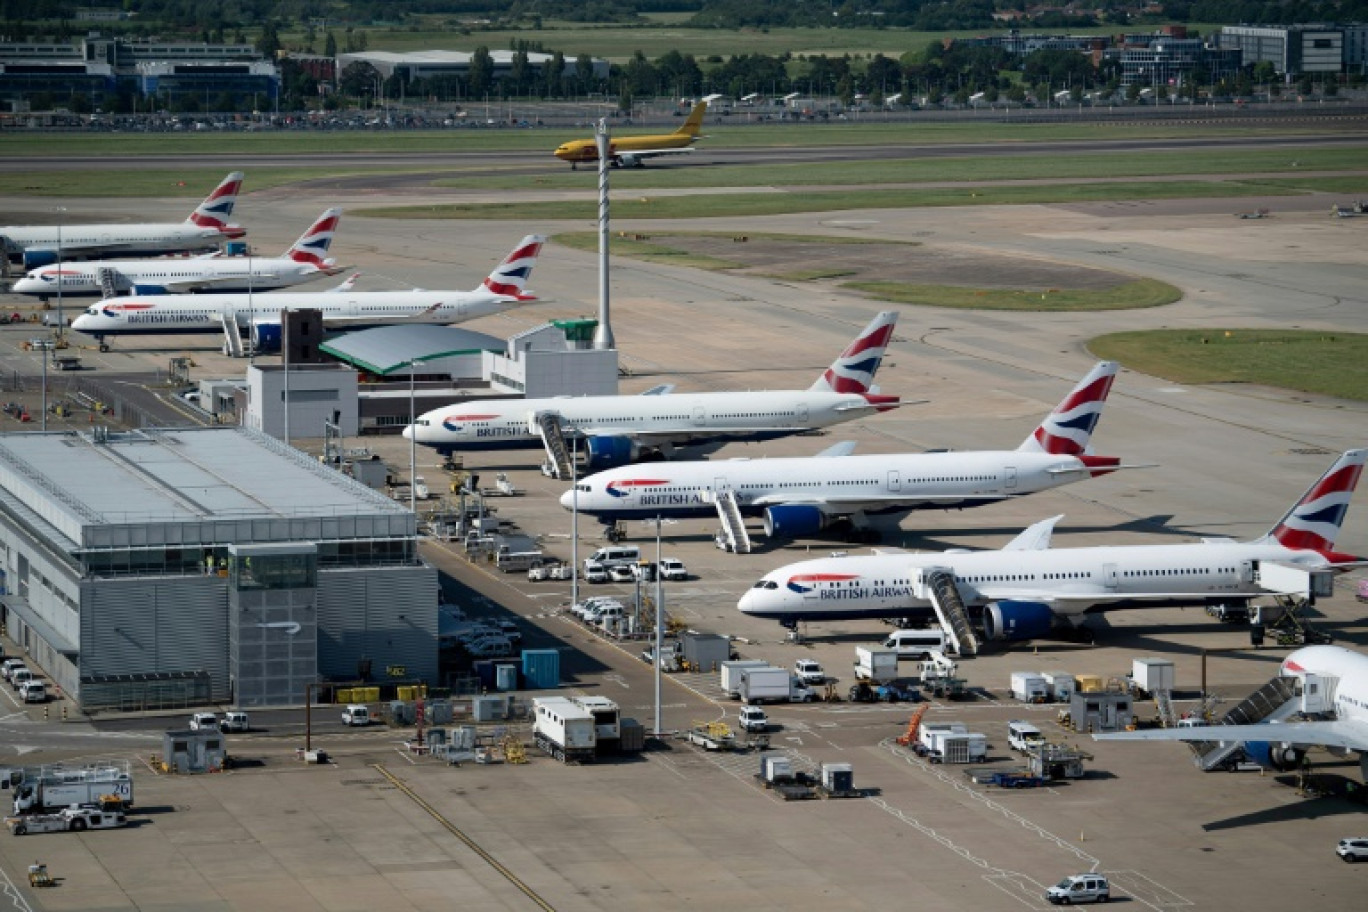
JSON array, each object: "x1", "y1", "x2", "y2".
[{"x1": 331, "y1": 272, "x2": 361, "y2": 292}]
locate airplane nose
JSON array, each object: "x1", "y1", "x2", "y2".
[
  {"x1": 559, "y1": 489, "x2": 574, "y2": 511},
  {"x1": 400, "y1": 425, "x2": 412, "y2": 440},
  {"x1": 737, "y1": 590, "x2": 755, "y2": 614}
]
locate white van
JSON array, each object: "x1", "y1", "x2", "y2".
[
  {"x1": 18, "y1": 680, "x2": 46, "y2": 703},
  {"x1": 1046, "y1": 873, "x2": 1110, "y2": 905},
  {"x1": 585, "y1": 545, "x2": 640, "y2": 569},
  {"x1": 341, "y1": 704, "x2": 371, "y2": 726},
  {"x1": 884, "y1": 628, "x2": 952, "y2": 659},
  {"x1": 1008, "y1": 720, "x2": 1046, "y2": 753}
]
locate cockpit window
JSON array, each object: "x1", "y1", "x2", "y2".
[{"x1": 751, "y1": 580, "x2": 778, "y2": 590}]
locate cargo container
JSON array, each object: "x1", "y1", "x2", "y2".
[
  {"x1": 1010, "y1": 672, "x2": 1049, "y2": 703},
  {"x1": 681, "y1": 632, "x2": 730, "y2": 673},
  {"x1": 1040, "y1": 670, "x2": 1075, "y2": 702},
  {"x1": 925, "y1": 731, "x2": 987, "y2": 764},
  {"x1": 1076, "y1": 674, "x2": 1106, "y2": 693},
  {"x1": 521, "y1": 649, "x2": 561, "y2": 690},
  {"x1": 1131, "y1": 657, "x2": 1175, "y2": 697}
]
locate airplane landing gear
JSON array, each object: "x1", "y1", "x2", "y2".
[{"x1": 604, "y1": 522, "x2": 626, "y2": 543}]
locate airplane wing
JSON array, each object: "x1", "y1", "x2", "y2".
[
  {"x1": 748, "y1": 492, "x2": 1013, "y2": 509},
  {"x1": 1095, "y1": 719, "x2": 1368, "y2": 752},
  {"x1": 615, "y1": 148, "x2": 694, "y2": 162},
  {"x1": 815, "y1": 441, "x2": 857, "y2": 458},
  {"x1": 162, "y1": 274, "x2": 281, "y2": 293},
  {"x1": 640, "y1": 384, "x2": 675, "y2": 396},
  {"x1": 1047, "y1": 462, "x2": 1157, "y2": 475},
  {"x1": 1002, "y1": 515, "x2": 1063, "y2": 551}
]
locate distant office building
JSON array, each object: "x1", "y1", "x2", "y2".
[
  {"x1": 336, "y1": 49, "x2": 608, "y2": 84},
  {"x1": 0, "y1": 33, "x2": 278, "y2": 109},
  {"x1": 1118, "y1": 37, "x2": 1241, "y2": 87},
  {"x1": 1219, "y1": 25, "x2": 1349, "y2": 76}
]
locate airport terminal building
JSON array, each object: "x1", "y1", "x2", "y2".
[{"x1": 0, "y1": 426, "x2": 436, "y2": 711}]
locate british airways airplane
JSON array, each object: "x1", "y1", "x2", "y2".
[
  {"x1": 1097, "y1": 645, "x2": 1368, "y2": 782},
  {"x1": 12, "y1": 208, "x2": 344, "y2": 298},
  {"x1": 0, "y1": 171, "x2": 246, "y2": 268},
  {"x1": 561, "y1": 361, "x2": 1134, "y2": 541},
  {"x1": 68, "y1": 235, "x2": 545, "y2": 351},
  {"x1": 404, "y1": 310, "x2": 901, "y2": 472},
  {"x1": 738, "y1": 449, "x2": 1366, "y2": 637}
]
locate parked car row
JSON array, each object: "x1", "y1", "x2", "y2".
[
  {"x1": 188, "y1": 711, "x2": 250, "y2": 732},
  {"x1": 2, "y1": 656, "x2": 47, "y2": 702}
]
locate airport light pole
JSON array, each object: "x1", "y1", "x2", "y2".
[
  {"x1": 408, "y1": 358, "x2": 418, "y2": 514},
  {"x1": 570, "y1": 433, "x2": 580, "y2": 607},
  {"x1": 648, "y1": 515, "x2": 674, "y2": 738},
  {"x1": 37, "y1": 340, "x2": 50, "y2": 432},
  {"x1": 53, "y1": 206, "x2": 66, "y2": 339}
]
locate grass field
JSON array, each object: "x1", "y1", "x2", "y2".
[
  {"x1": 553, "y1": 229, "x2": 911, "y2": 270},
  {"x1": 362, "y1": 179, "x2": 1306, "y2": 221},
  {"x1": 1089, "y1": 329, "x2": 1368, "y2": 401},
  {"x1": 845, "y1": 278, "x2": 1181, "y2": 311}
]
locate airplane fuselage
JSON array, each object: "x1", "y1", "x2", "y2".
[
  {"x1": 70, "y1": 289, "x2": 515, "y2": 337},
  {"x1": 553, "y1": 133, "x2": 695, "y2": 164},
  {"x1": 739, "y1": 539, "x2": 1332, "y2": 625},
  {"x1": 406, "y1": 390, "x2": 897, "y2": 456},
  {"x1": 0, "y1": 223, "x2": 240, "y2": 261},
  {"x1": 565, "y1": 449, "x2": 1115, "y2": 522},
  {"x1": 13, "y1": 258, "x2": 334, "y2": 297}
]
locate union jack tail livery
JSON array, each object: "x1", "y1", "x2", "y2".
[
  {"x1": 480, "y1": 235, "x2": 546, "y2": 301},
  {"x1": 284, "y1": 208, "x2": 343, "y2": 270},
  {"x1": 808, "y1": 310, "x2": 898, "y2": 394},
  {"x1": 186, "y1": 171, "x2": 246, "y2": 238},
  {"x1": 1017, "y1": 361, "x2": 1119, "y2": 456},
  {"x1": 1263, "y1": 448, "x2": 1367, "y2": 563}
]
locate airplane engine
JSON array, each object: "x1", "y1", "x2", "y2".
[
  {"x1": 250, "y1": 321, "x2": 283, "y2": 353},
  {"x1": 22, "y1": 249, "x2": 58, "y2": 269},
  {"x1": 763, "y1": 505, "x2": 832, "y2": 539},
  {"x1": 585, "y1": 436, "x2": 640, "y2": 471},
  {"x1": 616, "y1": 154, "x2": 641, "y2": 168},
  {"x1": 1243, "y1": 740, "x2": 1305, "y2": 772},
  {"x1": 982, "y1": 600, "x2": 1056, "y2": 642}
]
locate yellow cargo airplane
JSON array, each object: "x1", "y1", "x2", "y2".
[{"x1": 553, "y1": 101, "x2": 707, "y2": 169}]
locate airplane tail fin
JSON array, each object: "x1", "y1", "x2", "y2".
[
  {"x1": 808, "y1": 310, "x2": 898, "y2": 394},
  {"x1": 1261, "y1": 448, "x2": 1367, "y2": 561},
  {"x1": 1016, "y1": 361, "x2": 1119, "y2": 455},
  {"x1": 674, "y1": 101, "x2": 708, "y2": 137},
  {"x1": 284, "y1": 208, "x2": 343, "y2": 269},
  {"x1": 186, "y1": 171, "x2": 245, "y2": 238},
  {"x1": 479, "y1": 234, "x2": 546, "y2": 301}
]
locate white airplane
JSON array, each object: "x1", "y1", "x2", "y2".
[
  {"x1": 0, "y1": 172, "x2": 245, "y2": 269},
  {"x1": 1096, "y1": 644, "x2": 1368, "y2": 782},
  {"x1": 561, "y1": 362, "x2": 1138, "y2": 542},
  {"x1": 404, "y1": 311, "x2": 902, "y2": 472},
  {"x1": 69, "y1": 235, "x2": 545, "y2": 351},
  {"x1": 12, "y1": 209, "x2": 344, "y2": 298},
  {"x1": 738, "y1": 449, "x2": 1366, "y2": 637}
]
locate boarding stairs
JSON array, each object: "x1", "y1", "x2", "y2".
[
  {"x1": 711, "y1": 488, "x2": 751, "y2": 554},
  {"x1": 218, "y1": 312, "x2": 244, "y2": 358},
  {"x1": 1189, "y1": 675, "x2": 1301, "y2": 771},
  {"x1": 922, "y1": 568, "x2": 979, "y2": 657},
  {"x1": 1154, "y1": 689, "x2": 1178, "y2": 728},
  {"x1": 97, "y1": 267, "x2": 119, "y2": 299},
  {"x1": 532, "y1": 411, "x2": 574, "y2": 480}
]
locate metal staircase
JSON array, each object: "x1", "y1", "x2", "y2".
[
  {"x1": 1189, "y1": 675, "x2": 1301, "y2": 771},
  {"x1": 1153, "y1": 689, "x2": 1178, "y2": 728},
  {"x1": 922, "y1": 568, "x2": 979, "y2": 657},
  {"x1": 97, "y1": 267, "x2": 119, "y2": 299},
  {"x1": 532, "y1": 411, "x2": 574, "y2": 480},
  {"x1": 711, "y1": 488, "x2": 751, "y2": 554},
  {"x1": 217, "y1": 312, "x2": 244, "y2": 357}
]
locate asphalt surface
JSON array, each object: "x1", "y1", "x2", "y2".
[{"x1": 0, "y1": 134, "x2": 1366, "y2": 910}]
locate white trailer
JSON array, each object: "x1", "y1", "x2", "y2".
[
  {"x1": 918, "y1": 721, "x2": 967, "y2": 753},
  {"x1": 7, "y1": 805, "x2": 128, "y2": 835},
  {"x1": 533, "y1": 697, "x2": 597, "y2": 762},
  {"x1": 720, "y1": 660, "x2": 771, "y2": 699},
  {"x1": 926, "y1": 731, "x2": 987, "y2": 764},
  {"x1": 11, "y1": 761, "x2": 133, "y2": 814},
  {"x1": 739, "y1": 667, "x2": 792, "y2": 704},
  {"x1": 572, "y1": 695, "x2": 621, "y2": 744},
  {"x1": 854, "y1": 647, "x2": 899, "y2": 685}
]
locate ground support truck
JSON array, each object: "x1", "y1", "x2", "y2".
[
  {"x1": 11, "y1": 761, "x2": 133, "y2": 815},
  {"x1": 683, "y1": 722, "x2": 737, "y2": 751},
  {"x1": 849, "y1": 647, "x2": 902, "y2": 702},
  {"x1": 532, "y1": 697, "x2": 597, "y2": 763},
  {"x1": 738, "y1": 666, "x2": 805, "y2": 704}
]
